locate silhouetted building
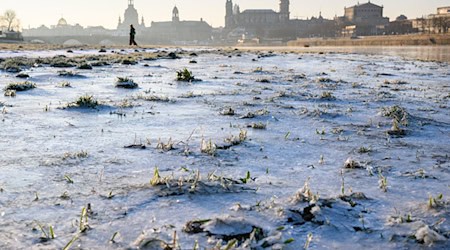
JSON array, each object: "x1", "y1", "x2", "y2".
[
  {"x1": 225, "y1": 0, "x2": 288, "y2": 41},
  {"x1": 336, "y1": 1, "x2": 389, "y2": 36},
  {"x1": 23, "y1": 17, "x2": 87, "y2": 36},
  {"x1": 302, "y1": 14, "x2": 337, "y2": 38},
  {"x1": 223, "y1": 0, "x2": 335, "y2": 43},
  {"x1": 117, "y1": 0, "x2": 145, "y2": 36},
  {"x1": 146, "y1": 6, "x2": 212, "y2": 44},
  {"x1": 225, "y1": 0, "x2": 290, "y2": 30},
  {"x1": 0, "y1": 30, "x2": 23, "y2": 41},
  {"x1": 386, "y1": 15, "x2": 416, "y2": 35},
  {"x1": 22, "y1": 17, "x2": 117, "y2": 45}
]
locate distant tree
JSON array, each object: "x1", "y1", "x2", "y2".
[
  {"x1": 435, "y1": 17, "x2": 450, "y2": 33},
  {"x1": 1, "y1": 10, "x2": 20, "y2": 31},
  {"x1": 445, "y1": 18, "x2": 450, "y2": 33}
]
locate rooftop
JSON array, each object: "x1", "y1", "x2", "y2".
[{"x1": 241, "y1": 9, "x2": 277, "y2": 14}]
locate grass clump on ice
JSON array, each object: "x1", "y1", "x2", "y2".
[
  {"x1": 50, "y1": 58, "x2": 75, "y2": 68},
  {"x1": 121, "y1": 58, "x2": 137, "y2": 65},
  {"x1": 77, "y1": 63, "x2": 93, "y2": 70},
  {"x1": 62, "y1": 150, "x2": 88, "y2": 160},
  {"x1": 58, "y1": 70, "x2": 80, "y2": 77},
  {"x1": 66, "y1": 95, "x2": 99, "y2": 109},
  {"x1": 134, "y1": 93, "x2": 174, "y2": 103},
  {"x1": 58, "y1": 81, "x2": 72, "y2": 88},
  {"x1": 176, "y1": 68, "x2": 200, "y2": 82},
  {"x1": 382, "y1": 105, "x2": 409, "y2": 136},
  {"x1": 320, "y1": 91, "x2": 336, "y2": 100},
  {"x1": 201, "y1": 139, "x2": 217, "y2": 156},
  {"x1": 4, "y1": 90, "x2": 16, "y2": 97},
  {"x1": 0, "y1": 57, "x2": 33, "y2": 73},
  {"x1": 225, "y1": 129, "x2": 248, "y2": 146},
  {"x1": 4, "y1": 81, "x2": 36, "y2": 91},
  {"x1": 248, "y1": 122, "x2": 267, "y2": 130},
  {"x1": 381, "y1": 105, "x2": 408, "y2": 125},
  {"x1": 115, "y1": 77, "x2": 138, "y2": 89}
]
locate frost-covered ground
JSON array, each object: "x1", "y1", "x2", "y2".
[{"x1": 0, "y1": 47, "x2": 449, "y2": 249}]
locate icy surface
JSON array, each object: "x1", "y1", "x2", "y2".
[{"x1": 0, "y1": 48, "x2": 449, "y2": 249}]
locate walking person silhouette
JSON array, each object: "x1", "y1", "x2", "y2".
[{"x1": 129, "y1": 24, "x2": 138, "y2": 46}]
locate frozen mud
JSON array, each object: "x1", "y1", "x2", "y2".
[{"x1": 0, "y1": 47, "x2": 449, "y2": 249}]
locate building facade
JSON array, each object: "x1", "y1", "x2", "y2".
[
  {"x1": 437, "y1": 7, "x2": 450, "y2": 15},
  {"x1": 225, "y1": 0, "x2": 290, "y2": 30},
  {"x1": 23, "y1": 18, "x2": 89, "y2": 37},
  {"x1": 428, "y1": 6, "x2": 450, "y2": 33},
  {"x1": 412, "y1": 7, "x2": 450, "y2": 34},
  {"x1": 385, "y1": 15, "x2": 416, "y2": 35},
  {"x1": 146, "y1": 6, "x2": 213, "y2": 44},
  {"x1": 223, "y1": 0, "x2": 335, "y2": 43},
  {"x1": 337, "y1": 1, "x2": 389, "y2": 36}
]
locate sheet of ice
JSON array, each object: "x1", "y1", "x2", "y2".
[{"x1": 0, "y1": 48, "x2": 449, "y2": 249}]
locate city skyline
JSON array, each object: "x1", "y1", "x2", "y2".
[{"x1": 2, "y1": 0, "x2": 449, "y2": 30}]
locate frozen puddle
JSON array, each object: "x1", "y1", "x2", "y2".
[{"x1": 0, "y1": 48, "x2": 449, "y2": 249}]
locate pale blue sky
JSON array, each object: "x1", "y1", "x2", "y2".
[{"x1": 1, "y1": 0, "x2": 448, "y2": 29}]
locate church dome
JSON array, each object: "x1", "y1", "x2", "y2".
[
  {"x1": 57, "y1": 17, "x2": 68, "y2": 26},
  {"x1": 125, "y1": 6, "x2": 139, "y2": 18},
  {"x1": 117, "y1": 0, "x2": 141, "y2": 30},
  {"x1": 124, "y1": 4, "x2": 139, "y2": 25},
  {"x1": 396, "y1": 15, "x2": 408, "y2": 21}
]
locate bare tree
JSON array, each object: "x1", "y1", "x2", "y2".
[
  {"x1": 445, "y1": 18, "x2": 450, "y2": 33},
  {"x1": 435, "y1": 17, "x2": 444, "y2": 33},
  {"x1": 2, "y1": 10, "x2": 19, "y2": 31},
  {"x1": 437, "y1": 17, "x2": 450, "y2": 34}
]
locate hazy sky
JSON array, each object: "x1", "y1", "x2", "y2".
[{"x1": 1, "y1": 0, "x2": 448, "y2": 29}]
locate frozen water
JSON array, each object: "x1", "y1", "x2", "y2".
[{"x1": 0, "y1": 47, "x2": 449, "y2": 249}]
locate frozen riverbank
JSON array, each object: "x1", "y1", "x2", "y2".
[{"x1": 0, "y1": 48, "x2": 449, "y2": 249}]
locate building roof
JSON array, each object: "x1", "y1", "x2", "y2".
[
  {"x1": 151, "y1": 21, "x2": 172, "y2": 27},
  {"x1": 437, "y1": 6, "x2": 450, "y2": 15},
  {"x1": 151, "y1": 20, "x2": 211, "y2": 29},
  {"x1": 241, "y1": 9, "x2": 277, "y2": 14},
  {"x1": 396, "y1": 15, "x2": 408, "y2": 21},
  {"x1": 354, "y1": 2, "x2": 383, "y2": 9},
  {"x1": 346, "y1": 1, "x2": 383, "y2": 10}
]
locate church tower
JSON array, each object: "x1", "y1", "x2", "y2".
[
  {"x1": 172, "y1": 6, "x2": 180, "y2": 22},
  {"x1": 225, "y1": 0, "x2": 234, "y2": 28},
  {"x1": 279, "y1": 0, "x2": 290, "y2": 22}
]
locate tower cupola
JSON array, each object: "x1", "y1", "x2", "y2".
[{"x1": 172, "y1": 6, "x2": 180, "y2": 22}]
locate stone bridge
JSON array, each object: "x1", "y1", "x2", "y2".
[{"x1": 23, "y1": 35, "x2": 148, "y2": 46}]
